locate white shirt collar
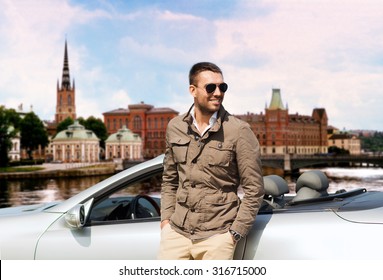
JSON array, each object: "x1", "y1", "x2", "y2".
[{"x1": 190, "y1": 107, "x2": 218, "y2": 136}]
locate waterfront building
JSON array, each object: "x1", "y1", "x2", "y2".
[
  {"x1": 51, "y1": 121, "x2": 100, "y2": 163},
  {"x1": 328, "y1": 133, "x2": 361, "y2": 155},
  {"x1": 105, "y1": 125, "x2": 143, "y2": 160},
  {"x1": 235, "y1": 89, "x2": 328, "y2": 155},
  {"x1": 8, "y1": 126, "x2": 20, "y2": 162},
  {"x1": 103, "y1": 102, "x2": 178, "y2": 158}
]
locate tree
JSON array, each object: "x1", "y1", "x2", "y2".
[
  {"x1": 360, "y1": 131, "x2": 383, "y2": 153},
  {"x1": 82, "y1": 116, "x2": 108, "y2": 148},
  {"x1": 20, "y1": 112, "x2": 49, "y2": 159},
  {"x1": 4, "y1": 108, "x2": 22, "y2": 130},
  {"x1": 0, "y1": 106, "x2": 16, "y2": 167},
  {"x1": 56, "y1": 117, "x2": 74, "y2": 135}
]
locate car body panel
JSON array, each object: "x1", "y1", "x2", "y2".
[
  {"x1": 335, "y1": 191, "x2": 383, "y2": 223},
  {"x1": 35, "y1": 218, "x2": 161, "y2": 259},
  {"x1": 0, "y1": 202, "x2": 58, "y2": 216},
  {"x1": 246, "y1": 211, "x2": 383, "y2": 260},
  {"x1": 0, "y1": 212, "x2": 63, "y2": 259}
]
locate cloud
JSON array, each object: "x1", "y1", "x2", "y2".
[
  {"x1": 0, "y1": 0, "x2": 110, "y2": 120},
  {"x1": 211, "y1": 0, "x2": 383, "y2": 130},
  {"x1": 77, "y1": 88, "x2": 132, "y2": 120},
  {"x1": 1, "y1": 0, "x2": 383, "y2": 131}
]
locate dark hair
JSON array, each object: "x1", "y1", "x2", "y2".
[{"x1": 189, "y1": 62, "x2": 223, "y2": 85}]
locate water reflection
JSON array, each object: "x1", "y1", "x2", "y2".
[
  {"x1": 0, "y1": 176, "x2": 109, "y2": 208},
  {"x1": 319, "y1": 167, "x2": 383, "y2": 192}
]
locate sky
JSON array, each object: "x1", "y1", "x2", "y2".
[{"x1": 1, "y1": 0, "x2": 383, "y2": 131}]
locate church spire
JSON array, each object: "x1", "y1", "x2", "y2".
[
  {"x1": 61, "y1": 40, "x2": 71, "y2": 90},
  {"x1": 55, "y1": 40, "x2": 76, "y2": 124}
]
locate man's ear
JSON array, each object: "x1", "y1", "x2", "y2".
[{"x1": 189, "y1": 85, "x2": 197, "y2": 98}]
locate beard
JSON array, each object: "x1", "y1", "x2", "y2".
[{"x1": 195, "y1": 99, "x2": 222, "y2": 116}]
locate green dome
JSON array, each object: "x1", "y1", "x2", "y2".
[
  {"x1": 53, "y1": 121, "x2": 99, "y2": 141},
  {"x1": 106, "y1": 125, "x2": 141, "y2": 143}
]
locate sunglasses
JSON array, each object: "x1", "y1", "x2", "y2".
[{"x1": 195, "y1": 83, "x2": 228, "y2": 94}]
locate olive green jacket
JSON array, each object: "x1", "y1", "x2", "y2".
[{"x1": 161, "y1": 105, "x2": 264, "y2": 240}]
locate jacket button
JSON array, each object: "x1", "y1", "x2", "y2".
[
  {"x1": 192, "y1": 159, "x2": 197, "y2": 163},
  {"x1": 190, "y1": 229, "x2": 195, "y2": 235},
  {"x1": 190, "y1": 208, "x2": 195, "y2": 212},
  {"x1": 195, "y1": 135, "x2": 199, "y2": 141}
]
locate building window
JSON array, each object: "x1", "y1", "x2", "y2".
[{"x1": 134, "y1": 116, "x2": 142, "y2": 129}]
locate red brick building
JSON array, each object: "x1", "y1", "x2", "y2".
[
  {"x1": 103, "y1": 102, "x2": 178, "y2": 158},
  {"x1": 55, "y1": 40, "x2": 76, "y2": 124},
  {"x1": 235, "y1": 89, "x2": 328, "y2": 155}
]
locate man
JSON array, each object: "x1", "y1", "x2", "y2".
[{"x1": 158, "y1": 62, "x2": 264, "y2": 260}]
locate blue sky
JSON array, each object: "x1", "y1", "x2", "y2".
[{"x1": 1, "y1": 0, "x2": 383, "y2": 131}]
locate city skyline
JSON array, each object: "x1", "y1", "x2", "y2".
[{"x1": 1, "y1": 0, "x2": 383, "y2": 131}]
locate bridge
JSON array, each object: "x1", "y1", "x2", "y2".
[{"x1": 261, "y1": 154, "x2": 383, "y2": 173}]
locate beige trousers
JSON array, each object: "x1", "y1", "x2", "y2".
[{"x1": 157, "y1": 224, "x2": 236, "y2": 260}]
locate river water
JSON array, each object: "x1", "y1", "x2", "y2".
[{"x1": 1, "y1": 167, "x2": 382, "y2": 208}]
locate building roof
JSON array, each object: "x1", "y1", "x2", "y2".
[
  {"x1": 105, "y1": 125, "x2": 141, "y2": 143},
  {"x1": 268, "y1": 88, "x2": 285, "y2": 110},
  {"x1": 128, "y1": 103, "x2": 154, "y2": 110},
  {"x1": 235, "y1": 112, "x2": 266, "y2": 122},
  {"x1": 329, "y1": 134, "x2": 359, "y2": 140},
  {"x1": 53, "y1": 121, "x2": 99, "y2": 142},
  {"x1": 289, "y1": 114, "x2": 317, "y2": 124},
  {"x1": 147, "y1": 107, "x2": 179, "y2": 114},
  {"x1": 103, "y1": 103, "x2": 179, "y2": 115},
  {"x1": 103, "y1": 108, "x2": 129, "y2": 115}
]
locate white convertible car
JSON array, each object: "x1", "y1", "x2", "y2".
[{"x1": 1, "y1": 155, "x2": 383, "y2": 260}]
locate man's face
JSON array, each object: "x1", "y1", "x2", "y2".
[{"x1": 189, "y1": 70, "x2": 225, "y2": 115}]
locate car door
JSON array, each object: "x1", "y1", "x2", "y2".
[
  {"x1": 35, "y1": 171, "x2": 163, "y2": 260},
  {"x1": 35, "y1": 217, "x2": 161, "y2": 259}
]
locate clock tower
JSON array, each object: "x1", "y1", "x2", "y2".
[{"x1": 55, "y1": 40, "x2": 76, "y2": 124}]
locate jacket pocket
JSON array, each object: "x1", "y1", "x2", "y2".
[
  {"x1": 201, "y1": 192, "x2": 239, "y2": 231},
  {"x1": 171, "y1": 189, "x2": 188, "y2": 227},
  {"x1": 207, "y1": 143, "x2": 234, "y2": 167},
  {"x1": 171, "y1": 138, "x2": 190, "y2": 163}
]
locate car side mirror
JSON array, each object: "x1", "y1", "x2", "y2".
[{"x1": 65, "y1": 204, "x2": 86, "y2": 228}]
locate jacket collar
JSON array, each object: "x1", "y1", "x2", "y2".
[{"x1": 183, "y1": 104, "x2": 228, "y2": 134}]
